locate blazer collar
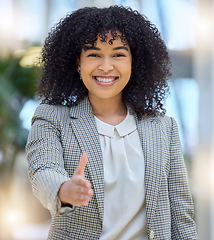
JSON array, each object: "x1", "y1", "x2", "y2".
[
  {"x1": 70, "y1": 97, "x2": 162, "y2": 122},
  {"x1": 70, "y1": 97, "x2": 93, "y2": 118}
]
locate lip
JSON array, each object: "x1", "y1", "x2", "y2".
[{"x1": 93, "y1": 76, "x2": 118, "y2": 86}]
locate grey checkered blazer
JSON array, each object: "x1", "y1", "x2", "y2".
[{"x1": 26, "y1": 97, "x2": 198, "y2": 240}]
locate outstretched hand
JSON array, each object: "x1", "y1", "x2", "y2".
[{"x1": 58, "y1": 153, "x2": 94, "y2": 207}]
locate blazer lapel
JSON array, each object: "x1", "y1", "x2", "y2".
[
  {"x1": 69, "y1": 98, "x2": 104, "y2": 221},
  {"x1": 136, "y1": 115, "x2": 166, "y2": 228}
]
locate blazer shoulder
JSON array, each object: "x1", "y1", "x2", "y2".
[
  {"x1": 156, "y1": 112, "x2": 174, "y2": 125},
  {"x1": 32, "y1": 103, "x2": 70, "y2": 125},
  {"x1": 148, "y1": 112, "x2": 179, "y2": 135},
  {"x1": 155, "y1": 114, "x2": 181, "y2": 144},
  {"x1": 143, "y1": 112, "x2": 174, "y2": 126}
]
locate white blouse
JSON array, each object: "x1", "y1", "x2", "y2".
[{"x1": 95, "y1": 111, "x2": 148, "y2": 240}]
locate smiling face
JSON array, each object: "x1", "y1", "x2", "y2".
[{"x1": 78, "y1": 32, "x2": 132, "y2": 105}]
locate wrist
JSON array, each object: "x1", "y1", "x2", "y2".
[{"x1": 58, "y1": 180, "x2": 71, "y2": 204}]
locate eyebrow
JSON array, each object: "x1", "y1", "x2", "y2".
[
  {"x1": 83, "y1": 46, "x2": 100, "y2": 51},
  {"x1": 113, "y1": 46, "x2": 129, "y2": 51},
  {"x1": 83, "y1": 46, "x2": 129, "y2": 52}
]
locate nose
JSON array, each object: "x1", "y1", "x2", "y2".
[{"x1": 98, "y1": 58, "x2": 114, "y2": 72}]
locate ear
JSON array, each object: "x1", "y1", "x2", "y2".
[{"x1": 76, "y1": 57, "x2": 80, "y2": 72}]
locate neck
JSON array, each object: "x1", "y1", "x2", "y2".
[{"x1": 88, "y1": 95, "x2": 127, "y2": 125}]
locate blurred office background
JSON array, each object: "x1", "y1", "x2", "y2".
[{"x1": 0, "y1": 0, "x2": 213, "y2": 239}]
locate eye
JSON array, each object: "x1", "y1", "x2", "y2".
[
  {"x1": 87, "y1": 53, "x2": 100, "y2": 58},
  {"x1": 113, "y1": 53, "x2": 126, "y2": 58}
]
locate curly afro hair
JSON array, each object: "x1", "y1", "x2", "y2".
[{"x1": 38, "y1": 5, "x2": 171, "y2": 119}]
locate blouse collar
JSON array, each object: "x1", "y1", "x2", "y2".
[{"x1": 94, "y1": 110, "x2": 137, "y2": 138}]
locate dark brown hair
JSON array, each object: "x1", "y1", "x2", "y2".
[{"x1": 38, "y1": 5, "x2": 171, "y2": 118}]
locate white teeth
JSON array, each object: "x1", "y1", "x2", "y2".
[{"x1": 96, "y1": 77, "x2": 116, "y2": 83}]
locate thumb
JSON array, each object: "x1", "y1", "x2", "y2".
[{"x1": 74, "y1": 152, "x2": 88, "y2": 175}]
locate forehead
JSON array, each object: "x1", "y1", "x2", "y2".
[
  {"x1": 84, "y1": 30, "x2": 128, "y2": 47},
  {"x1": 96, "y1": 36, "x2": 128, "y2": 48}
]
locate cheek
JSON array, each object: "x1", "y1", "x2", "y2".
[
  {"x1": 122, "y1": 63, "x2": 132, "y2": 80},
  {"x1": 127, "y1": 64, "x2": 132, "y2": 75},
  {"x1": 81, "y1": 61, "x2": 96, "y2": 75}
]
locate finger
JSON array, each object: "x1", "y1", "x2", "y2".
[
  {"x1": 74, "y1": 152, "x2": 88, "y2": 175},
  {"x1": 72, "y1": 175, "x2": 91, "y2": 188},
  {"x1": 72, "y1": 176, "x2": 86, "y2": 186},
  {"x1": 73, "y1": 181, "x2": 93, "y2": 196},
  {"x1": 76, "y1": 193, "x2": 92, "y2": 202},
  {"x1": 72, "y1": 189, "x2": 94, "y2": 207},
  {"x1": 80, "y1": 187, "x2": 93, "y2": 197},
  {"x1": 75, "y1": 185, "x2": 89, "y2": 195}
]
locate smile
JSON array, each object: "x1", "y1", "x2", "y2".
[{"x1": 95, "y1": 76, "x2": 118, "y2": 83}]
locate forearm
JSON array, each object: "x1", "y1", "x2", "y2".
[{"x1": 31, "y1": 169, "x2": 70, "y2": 214}]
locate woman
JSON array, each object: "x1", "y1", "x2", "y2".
[{"x1": 26, "y1": 6, "x2": 198, "y2": 240}]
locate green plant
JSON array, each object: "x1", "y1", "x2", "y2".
[{"x1": 0, "y1": 49, "x2": 40, "y2": 177}]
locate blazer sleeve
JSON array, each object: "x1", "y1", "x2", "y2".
[
  {"x1": 25, "y1": 104, "x2": 71, "y2": 216},
  {"x1": 168, "y1": 117, "x2": 198, "y2": 239}
]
